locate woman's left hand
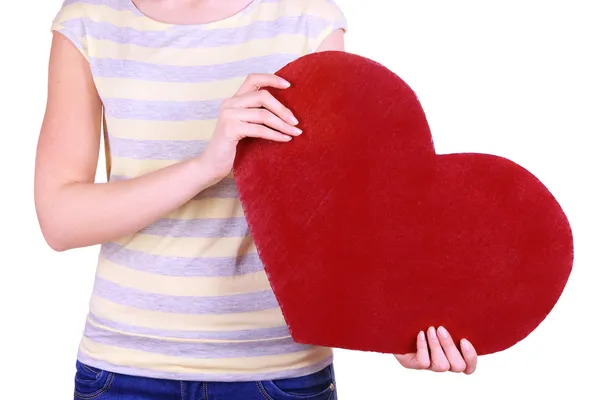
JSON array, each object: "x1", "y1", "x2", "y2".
[{"x1": 394, "y1": 326, "x2": 478, "y2": 374}]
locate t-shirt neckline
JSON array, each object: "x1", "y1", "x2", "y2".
[{"x1": 126, "y1": 0, "x2": 261, "y2": 28}]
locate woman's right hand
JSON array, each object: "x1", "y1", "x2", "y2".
[{"x1": 202, "y1": 73, "x2": 303, "y2": 181}]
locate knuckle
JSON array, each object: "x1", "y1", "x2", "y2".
[
  {"x1": 417, "y1": 359, "x2": 430, "y2": 369},
  {"x1": 258, "y1": 89, "x2": 271, "y2": 100},
  {"x1": 253, "y1": 125, "x2": 267, "y2": 136},
  {"x1": 240, "y1": 126, "x2": 253, "y2": 138},
  {"x1": 220, "y1": 108, "x2": 235, "y2": 120},
  {"x1": 259, "y1": 109, "x2": 271, "y2": 120},
  {"x1": 262, "y1": 111, "x2": 279, "y2": 126}
]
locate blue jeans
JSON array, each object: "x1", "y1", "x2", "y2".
[{"x1": 74, "y1": 361, "x2": 337, "y2": 399}]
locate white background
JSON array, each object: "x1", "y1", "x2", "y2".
[{"x1": 1, "y1": 0, "x2": 599, "y2": 399}]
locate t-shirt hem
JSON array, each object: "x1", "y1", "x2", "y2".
[{"x1": 77, "y1": 351, "x2": 334, "y2": 382}]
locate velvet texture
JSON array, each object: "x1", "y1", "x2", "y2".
[{"x1": 233, "y1": 51, "x2": 573, "y2": 355}]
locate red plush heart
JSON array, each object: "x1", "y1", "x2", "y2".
[{"x1": 233, "y1": 51, "x2": 573, "y2": 355}]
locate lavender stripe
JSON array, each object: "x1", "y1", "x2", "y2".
[
  {"x1": 93, "y1": 277, "x2": 278, "y2": 314},
  {"x1": 88, "y1": 312, "x2": 290, "y2": 341},
  {"x1": 61, "y1": 15, "x2": 330, "y2": 49},
  {"x1": 77, "y1": 352, "x2": 334, "y2": 382},
  {"x1": 192, "y1": 180, "x2": 239, "y2": 199},
  {"x1": 100, "y1": 242, "x2": 263, "y2": 277},
  {"x1": 109, "y1": 175, "x2": 239, "y2": 198},
  {"x1": 108, "y1": 136, "x2": 209, "y2": 159},
  {"x1": 84, "y1": 321, "x2": 308, "y2": 358},
  {"x1": 140, "y1": 217, "x2": 249, "y2": 238},
  {"x1": 103, "y1": 98, "x2": 221, "y2": 121},
  {"x1": 92, "y1": 53, "x2": 296, "y2": 83}
]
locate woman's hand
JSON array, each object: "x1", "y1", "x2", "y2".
[
  {"x1": 394, "y1": 327, "x2": 478, "y2": 374},
  {"x1": 203, "y1": 73, "x2": 302, "y2": 182}
]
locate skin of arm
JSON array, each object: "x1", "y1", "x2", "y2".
[{"x1": 34, "y1": 30, "x2": 344, "y2": 252}]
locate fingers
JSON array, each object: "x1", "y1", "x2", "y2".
[
  {"x1": 242, "y1": 124, "x2": 292, "y2": 142},
  {"x1": 229, "y1": 89, "x2": 298, "y2": 127},
  {"x1": 437, "y1": 327, "x2": 467, "y2": 373},
  {"x1": 236, "y1": 108, "x2": 302, "y2": 137},
  {"x1": 427, "y1": 326, "x2": 450, "y2": 372},
  {"x1": 415, "y1": 330, "x2": 431, "y2": 369},
  {"x1": 394, "y1": 331, "x2": 430, "y2": 370},
  {"x1": 396, "y1": 330, "x2": 477, "y2": 375},
  {"x1": 460, "y1": 339, "x2": 478, "y2": 375},
  {"x1": 234, "y1": 73, "x2": 291, "y2": 96},
  {"x1": 242, "y1": 123, "x2": 293, "y2": 142}
]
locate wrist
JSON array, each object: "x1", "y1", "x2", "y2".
[{"x1": 190, "y1": 151, "x2": 229, "y2": 187}]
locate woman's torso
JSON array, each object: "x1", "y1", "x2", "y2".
[{"x1": 51, "y1": 0, "x2": 346, "y2": 381}]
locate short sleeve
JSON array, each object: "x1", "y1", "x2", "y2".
[
  {"x1": 50, "y1": 1, "x2": 90, "y2": 61},
  {"x1": 306, "y1": 0, "x2": 347, "y2": 52}
]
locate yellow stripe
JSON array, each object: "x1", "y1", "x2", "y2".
[
  {"x1": 89, "y1": 35, "x2": 308, "y2": 67},
  {"x1": 54, "y1": 3, "x2": 173, "y2": 31},
  {"x1": 96, "y1": 258, "x2": 271, "y2": 297},
  {"x1": 96, "y1": 77, "x2": 244, "y2": 102},
  {"x1": 164, "y1": 198, "x2": 245, "y2": 220},
  {"x1": 90, "y1": 296, "x2": 286, "y2": 332},
  {"x1": 109, "y1": 157, "x2": 178, "y2": 177},
  {"x1": 106, "y1": 117, "x2": 217, "y2": 141},
  {"x1": 79, "y1": 336, "x2": 332, "y2": 374},
  {"x1": 113, "y1": 234, "x2": 256, "y2": 258}
]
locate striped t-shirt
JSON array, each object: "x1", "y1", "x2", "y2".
[{"x1": 51, "y1": 0, "x2": 347, "y2": 382}]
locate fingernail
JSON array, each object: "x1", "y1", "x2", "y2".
[
  {"x1": 461, "y1": 339, "x2": 471, "y2": 351},
  {"x1": 284, "y1": 136, "x2": 292, "y2": 141},
  {"x1": 428, "y1": 326, "x2": 437, "y2": 339},
  {"x1": 281, "y1": 79, "x2": 291, "y2": 88},
  {"x1": 418, "y1": 331, "x2": 426, "y2": 341},
  {"x1": 290, "y1": 114, "x2": 299, "y2": 125},
  {"x1": 438, "y1": 326, "x2": 449, "y2": 339},
  {"x1": 294, "y1": 127, "x2": 302, "y2": 135}
]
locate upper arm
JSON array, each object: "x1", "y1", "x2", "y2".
[
  {"x1": 34, "y1": 31, "x2": 102, "y2": 215},
  {"x1": 316, "y1": 28, "x2": 345, "y2": 52}
]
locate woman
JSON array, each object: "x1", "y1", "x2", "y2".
[{"x1": 35, "y1": 0, "x2": 478, "y2": 398}]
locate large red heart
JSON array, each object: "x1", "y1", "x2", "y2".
[{"x1": 233, "y1": 51, "x2": 573, "y2": 355}]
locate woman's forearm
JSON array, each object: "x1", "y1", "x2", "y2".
[{"x1": 37, "y1": 154, "x2": 221, "y2": 251}]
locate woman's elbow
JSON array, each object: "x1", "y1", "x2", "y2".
[
  {"x1": 35, "y1": 199, "x2": 75, "y2": 252},
  {"x1": 38, "y1": 218, "x2": 72, "y2": 252}
]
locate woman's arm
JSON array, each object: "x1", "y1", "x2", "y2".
[
  {"x1": 35, "y1": 33, "x2": 298, "y2": 252},
  {"x1": 34, "y1": 34, "x2": 224, "y2": 252}
]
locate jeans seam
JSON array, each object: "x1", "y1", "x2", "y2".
[
  {"x1": 256, "y1": 378, "x2": 336, "y2": 400},
  {"x1": 256, "y1": 381, "x2": 274, "y2": 400},
  {"x1": 74, "y1": 372, "x2": 115, "y2": 400},
  {"x1": 81, "y1": 364, "x2": 100, "y2": 376},
  {"x1": 180, "y1": 381, "x2": 185, "y2": 400}
]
